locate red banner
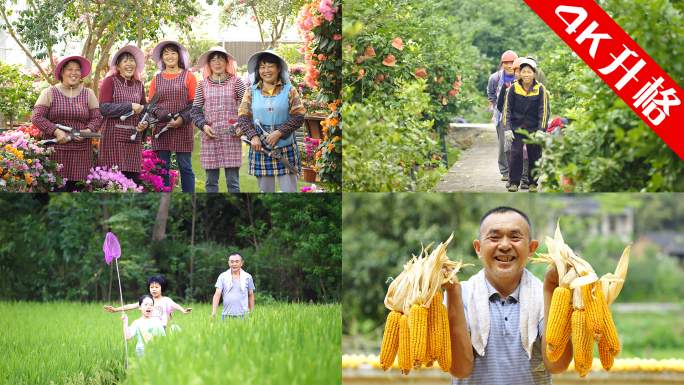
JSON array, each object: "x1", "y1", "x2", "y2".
[{"x1": 523, "y1": 0, "x2": 684, "y2": 160}]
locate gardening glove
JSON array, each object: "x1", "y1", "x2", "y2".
[{"x1": 504, "y1": 130, "x2": 514, "y2": 143}]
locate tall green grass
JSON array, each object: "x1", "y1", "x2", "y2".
[{"x1": 0, "y1": 302, "x2": 341, "y2": 385}]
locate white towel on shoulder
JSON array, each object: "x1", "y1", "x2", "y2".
[
  {"x1": 225, "y1": 269, "x2": 251, "y2": 292},
  {"x1": 465, "y1": 268, "x2": 543, "y2": 359}
]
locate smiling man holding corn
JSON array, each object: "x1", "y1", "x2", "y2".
[{"x1": 443, "y1": 206, "x2": 573, "y2": 384}]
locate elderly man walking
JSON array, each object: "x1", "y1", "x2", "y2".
[
  {"x1": 443, "y1": 206, "x2": 573, "y2": 384},
  {"x1": 211, "y1": 253, "x2": 255, "y2": 320},
  {"x1": 487, "y1": 50, "x2": 518, "y2": 183}
]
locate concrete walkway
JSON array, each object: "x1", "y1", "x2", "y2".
[{"x1": 434, "y1": 124, "x2": 540, "y2": 193}]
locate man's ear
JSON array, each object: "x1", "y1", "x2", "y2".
[
  {"x1": 473, "y1": 239, "x2": 483, "y2": 260},
  {"x1": 528, "y1": 239, "x2": 539, "y2": 257}
]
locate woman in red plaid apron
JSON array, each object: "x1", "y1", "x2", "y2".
[
  {"x1": 98, "y1": 46, "x2": 150, "y2": 184},
  {"x1": 150, "y1": 41, "x2": 197, "y2": 192},
  {"x1": 32, "y1": 55, "x2": 103, "y2": 192},
  {"x1": 191, "y1": 47, "x2": 246, "y2": 193},
  {"x1": 237, "y1": 51, "x2": 306, "y2": 192}
]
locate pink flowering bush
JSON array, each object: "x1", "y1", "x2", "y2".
[
  {"x1": 139, "y1": 149, "x2": 179, "y2": 192},
  {"x1": 299, "y1": 137, "x2": 320, "y2": 167},
  {"x1": 0, "y1": 129, "x2": 65, "y2": 192},
  {"x1": 79, "y1": 166, "x2": 143, "y2": 192}
]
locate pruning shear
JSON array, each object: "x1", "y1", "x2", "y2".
[
  {"x1": 237, "y1": 121, "x2": 300, "y2": 176},
  {"x1": 129, "y1": 92, "x2": 161, "y2": 141},
  {"x1": 155, "y1": 104, "x2": 193, "y2": 139},
  {"x1": 40, "y1": 124, "x2": 102, "y2": 144}
]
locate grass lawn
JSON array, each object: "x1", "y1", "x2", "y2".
[{"x1": 189, "y1": 134, "x2": 313, "y2": 192}]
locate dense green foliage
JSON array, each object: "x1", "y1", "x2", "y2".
[
  {"x1": 0, "y1": 61, "x2": 39, "y2": 128},
  {"x1": 0, "y1": 302, "x2": 340, "y2": 385},
  {"x1": 0, "y1": 194, "x2": 341, "y2": 304},
  {"x1": 342, "y1": 193, "x2": 684, "y2": 337}
]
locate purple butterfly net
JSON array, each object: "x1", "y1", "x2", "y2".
[{"x1": 103, "y1": 232, "x2": 121, "y2": 265}]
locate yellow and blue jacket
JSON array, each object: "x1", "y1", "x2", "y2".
[{"x1": 502, "y1": 79, "x2": 550, "y2": 132}]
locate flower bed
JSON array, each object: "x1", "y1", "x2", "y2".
[
  {"x1": 79, "y1": 166, "x2": 142, "y2": 192},
  {"x1": 0, "y1": 128, "x2": 65, "y2": 192}
]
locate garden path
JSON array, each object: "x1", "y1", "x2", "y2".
[{"x1": 434, "y1": 124, "x2": 539, "y2": 193}]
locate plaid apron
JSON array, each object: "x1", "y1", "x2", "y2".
[
  {"x1": 98, "y1": 77, "x2": 143, "y2": 173},
  {"x1": 248, "y1": 83, "x2": 301, "y2": 176},
  {"x1": 45, "y1": 87, "x2": 93, "y2": 181},
  {"x1": 151, "y1": 70, "x2": 193, "y2": 153},
  {"x1": 199, "y1": 76, "x2": 241, "y2": 169}
]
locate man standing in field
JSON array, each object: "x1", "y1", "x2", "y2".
[
  {"x1": 211, "y1": 253, "x2": 255, "y2": 320},
  {"x1": 443, "y1": 206, "x2": 572, "y2": 384}
]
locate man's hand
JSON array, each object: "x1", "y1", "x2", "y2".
[
  {"x1": 544, "y1": 264, "x2": 561, "y2": 288},
  {"x1": 265, "y1": 129, "x2": 282, "y2": 147},
  {"x1": 440, "y1": 266, "x2": 461, "y2": 291},
  {"x1": 233, "y1": 127, "x2": 243, "y2": 138},
  {"x1": 168, "y1": 117, "x2": 184, "y2": 129},
  {"x1": 505, "y1": 130, "x2": 514, "y2": 143},
  {"x1": 250, "y1": 135, "x2": 262, "y2": 152}
]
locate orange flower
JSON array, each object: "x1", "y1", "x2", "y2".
[
  {"x1": 24, "y1": 173, "x2": 30, "y2": 179},
  {"x1": 328, "y1": 143, "x2": 334, "y2": 151},
  {"x1": 328, "y1": 118, "x2": 339, "y2": 127},
  {"x1": 318, "y1": 54, "x2": 326, "y2": 61},
  {"x1": 0, "y1": 167, "x2": 3, "y2": 174},
  {"x1": 332, "y1": 136, "x2": 340, "y2": 142},
  {"x1": 332, "y1": 164, "x2": 337, "y2": 168},
  {"x1": 3, "y1": 174, "x2": 8, "y2": 180},
  {"x1": 315, "y1": 151, "x2": 322, "y2": 159},
  {"x1": 322, "y1": 127, "x2": 328, "y2": 136},
  {"x1": 26, "y1": 159, "x2": 32, "y2": 164},
  {"x1": 324, "y1": 136, "x2": 329, "y2": 141},
  {"x1": 333, "y1": 34, "x2": 342, "y2": 40}
]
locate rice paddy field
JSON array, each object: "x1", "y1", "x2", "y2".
[{"x1": 0, "y1": 301, "x2": 341, "y2": 385}]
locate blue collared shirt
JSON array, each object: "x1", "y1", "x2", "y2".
[{"x1": 451, "y1": 276, "x2": 551, "y2": 385}]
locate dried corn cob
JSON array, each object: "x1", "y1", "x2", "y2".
[
  {"x1": 547, "y1": 287, "x2": 571, "y2": 348},
  {"x1": 571, "y1": 309, "x2": 593, "y2": 377},
  {"x1": 602, "y1": 307, "x2": 620, "y2": 357},
  {"x1": 436, "y1": 298, "x2": 451, "y2": 372},
  {"x1": 598, "y1": 338, "x2": 614, "y2": 371},
  {"x1": 425, "y1": 290, "x2": 443, "y2": 367},
  {"x1": 410, "y1": 304, "x2": 429, "y2": 369},
  {"x1": 582, "y1": 282, "x2": 603, "y2": 341},
  {"x1": 547, "y1": 300, "x2": 572, "y2": 362},
  {"x1": 398, "y1": 313, "x2": 411, "y2": 374},
  {"x1": 380, "y1": 310, "x2": 402, "y2": 371}
]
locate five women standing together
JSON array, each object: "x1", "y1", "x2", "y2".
[{"x1": 31, "y1": 42, "x2": 305, "y2": 193}]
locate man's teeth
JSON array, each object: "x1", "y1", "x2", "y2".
[{"x1": 495, "y1": 256, "x2": 514, "y2": 262}]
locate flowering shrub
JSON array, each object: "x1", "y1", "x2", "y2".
[
  {"x1": 0, "y1": 61, "x2": 40, "y2": 128},
  {"x1": 0, "y1": 129, "x2": 65, "y2": 192},
  {"x1": 299, "y1": 137, "x2": 320, "y2": 167},
  {"x1": 297, "y1": 0, "x2": 341, "y2": 190},
  {"x1": 139, "y1": 149, "x2": 179, "y2": 192},
  {"x1": 79, "y1": 166, "x2": 143, "y2": 192},
  {"x1": 16, "y1": 124, "x2": 42, "y2": 139}
]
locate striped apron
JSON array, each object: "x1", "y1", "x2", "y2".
[
  {"x1": 151, "y1": 70, "x2": 193, "y2": 153},
  {"x1": 248, "y1": 83, "x2": 301, "y2": 176},
  {"x1": 199, "y1": 76, "x2": 242, "y2": 169},
  {"x1": 45, "y1": 87, "x2": 93, "y2": 182},
  {"x1": 98, "y1": 77, "x2": 143, "y2": 173}
]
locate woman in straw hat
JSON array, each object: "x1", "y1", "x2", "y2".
[
  {"x1": 149, "y1": 40, "x2": 197, "y2": 192},
  {"x1": 237, "y1": 50, "x2": 305, "y2": 192},
  {"x1": 190, "y1": 46, "x2": 246, "y2": 193},
  {"x1": 31, "y1": 55, "x2": 103, "y2": 192},
  {"x1": 98, "y1": 45, "x2": 150, "y2": 184}
]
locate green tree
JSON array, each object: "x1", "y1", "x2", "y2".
[{"x1": 0, "y1": 61, "x2": 39, "y2": 128}]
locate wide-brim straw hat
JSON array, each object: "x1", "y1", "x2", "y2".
[
  {"x1": 196, "y1": 46, "x2": 236, "y2": 69},
  {"x1": 54, "y1": 55, "x2": 91, "y2": 81},
  {"x1": 109, "y1": 45, "x2": 145, "y2": 73},
  {"x1": 152, "y1": 40, "x2": 190, "y2": 71},
  {"x1": 247, "y1": 50, "x2": 290, "y2": 85}
]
